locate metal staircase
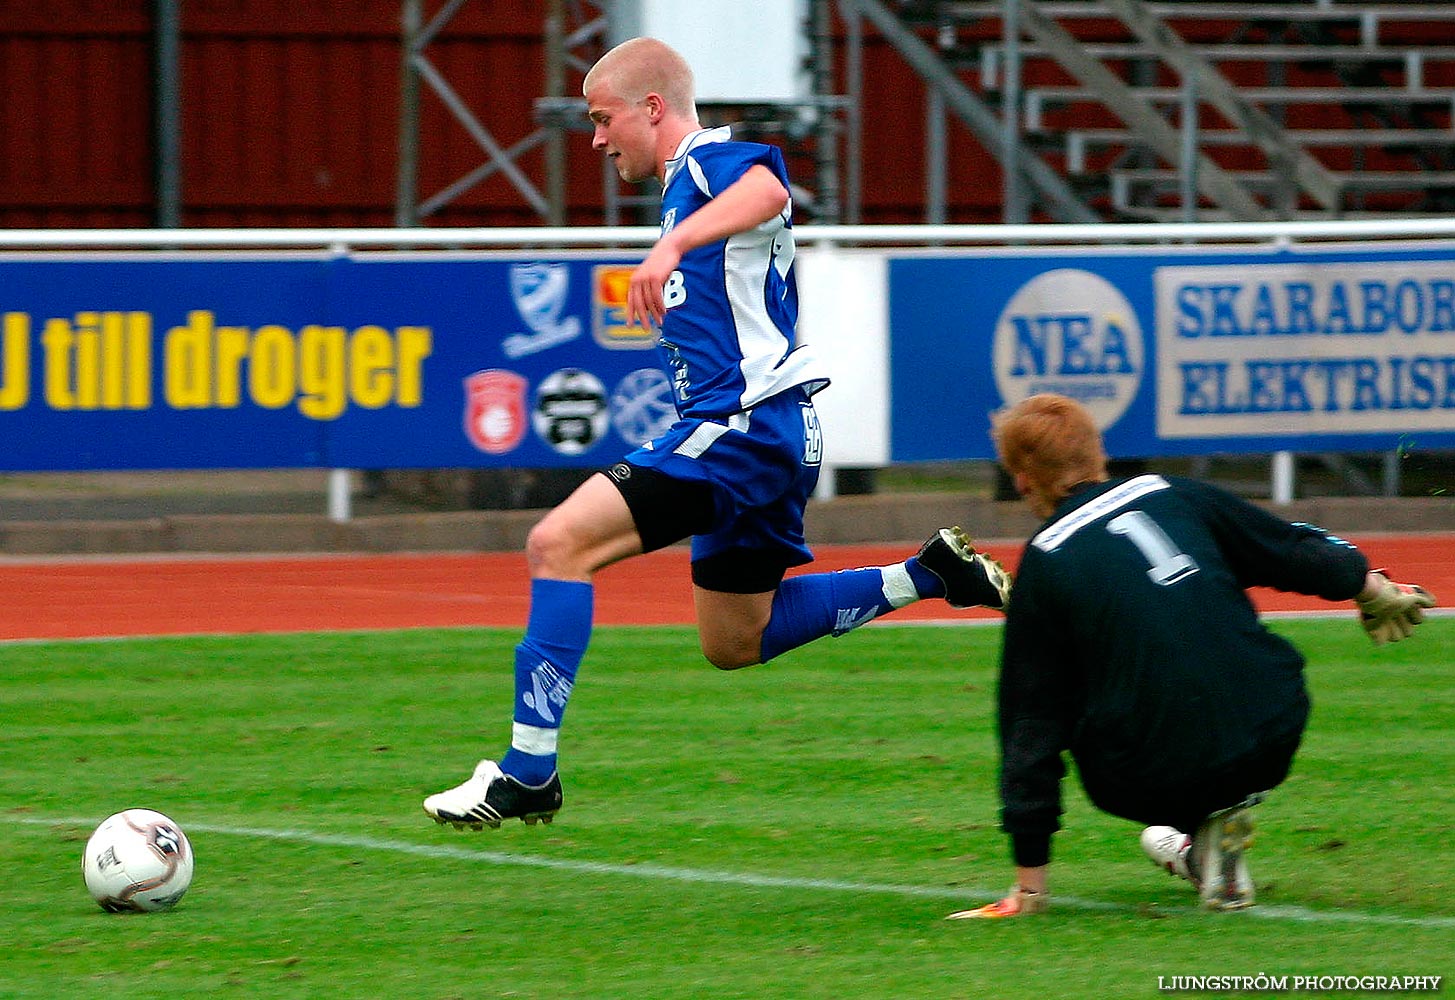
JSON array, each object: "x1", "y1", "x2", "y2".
[
  {"x1": 399, "y1": 1, "x2": 1455, "y2": 226},
  {"x1": 883, "y1": 0, "x2": 1455, "y2": 221}
]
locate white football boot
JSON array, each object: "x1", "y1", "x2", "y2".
[
  {"x1": 1141, "y1": 825, "x2": 1196, "y2": 883},
  {"x1": 423, "y1": 759, "x2": 563, "y2": 830}
]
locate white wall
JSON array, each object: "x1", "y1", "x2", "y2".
[
  {"x1": 610, "y1": 0, "x2": 809, "y2": 102},
  {"x1": 796, "y1": 246, "x2": 891, "y2": 469}
]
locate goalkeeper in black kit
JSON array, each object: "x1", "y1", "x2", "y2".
[{"x1": 953, "y1": 393, "x2": 1436, "y2": 919}]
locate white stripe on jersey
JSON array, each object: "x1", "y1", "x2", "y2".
[
  {"x1": 686, "y1": 155, "x2": 711, "y2": 196},
  {"x1": 725, "y1": 226, "x2": 806, "y2": 409},
  {"x1": 1032, "y1": 474, "x2": 1172, "y2": 552},
  {"x1": 673, "y1": 411, "x2": 751, "y2": 460},
  {"x1": 663, "y1": 126, "x2": 732, "y2": 189}
]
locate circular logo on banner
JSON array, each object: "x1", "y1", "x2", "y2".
[
  {"x1": 463, "y1": 369, "x2": 528, "y2": 455},
  {"x1": 533, "y1": 368, "x2": 609, "y2": 455},
  {"x1": 610, "y1": 368, "x2": 677, "y2": 446},
  {"x1": 992, "y1": 268, "x2": 1143, "y2": 428}
]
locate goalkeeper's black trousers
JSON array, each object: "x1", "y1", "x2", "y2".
[{"x1": 1076, "y1": 728, "x2": 1304, "y2": 835}]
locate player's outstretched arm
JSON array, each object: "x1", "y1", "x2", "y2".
[{"x1": 1355, "y1": 570, "x2": 1436, "y2": 645}]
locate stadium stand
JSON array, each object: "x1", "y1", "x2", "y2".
[{"x1": 892, "y1": 0, "x2": 1455, "y2": 219}]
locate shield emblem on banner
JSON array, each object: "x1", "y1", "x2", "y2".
[
  {"x1": 510, "y1": 262, "x2": 570, "y2": 333},
  {"x1": 464, "y1": 369, "x2": 528, "y2": 454}
]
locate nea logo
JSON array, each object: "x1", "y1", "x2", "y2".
[{"x1": 993, "y1": 268, "x2": 1144, "y2": 429}]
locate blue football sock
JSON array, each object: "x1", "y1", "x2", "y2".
[
  {"x1": 905, "y1": 554, "x2": 947, "y2": 600},
  {"x1": 499, "y1": 578, "x2": 592, "y2": 785},
  {"x1": 758, "y1": 564, "x2": 921, "y2": 663}
]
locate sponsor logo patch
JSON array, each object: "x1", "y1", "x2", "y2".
[
  {"x1": 610, "y1": 368, "x2": 677, "y2": 446},
  {"x1": 503, "y1": 262, "x2": 582, "y2": 358},
  {"x1": 993, "y1": 268, "x2": 1143, "y2": 430},
  {"x1": 592, "y1": 265, "x2": 657, "y2": 350},
  {"x1": 533, "y1": 368, "x2": 608, "y2": 456},
  {"x1": 463, "y1": 369, "x2": 528, "y2": 454}
]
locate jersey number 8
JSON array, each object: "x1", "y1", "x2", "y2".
[{"x1": 663, "y1": 270, "x2": 687, "y2": 309}]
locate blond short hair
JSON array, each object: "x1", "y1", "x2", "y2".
[
  {"x1": 992, "y1": 394, "x2": 1108, "y2": 502},
  {"x1": 583, "y1": 37, "x2": 696, "y2": 117}
]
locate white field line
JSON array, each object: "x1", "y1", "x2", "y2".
[
  {"x1": 6, "y1": 609, "x2": 1454, "y2": 645},
  {"x1": 18, "y1": 815, "x2": 1455, "y2": 929}
]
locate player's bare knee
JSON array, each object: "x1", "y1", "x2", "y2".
[
  {"x1": 700, "y1": 636, "x2": 761, "y2": 671},
  {"x1": 705, "y1": 650, "x2": 757, "y2": 671},
  {"x1": 524, "y1": 517, "x2": 574, "y2": 576}
]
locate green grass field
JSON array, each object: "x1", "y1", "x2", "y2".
[{"x1": 4, "y1": 620, "x2": 1452, "y2": 998}]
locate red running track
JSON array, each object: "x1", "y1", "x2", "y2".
[{"x1": 1, "y1": 535, "x2": 1449, "y2": 642}]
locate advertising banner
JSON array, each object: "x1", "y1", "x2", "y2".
[
  {"x1": 0, "y1": 253, "x2": 676, "y2": 471},
  {"x1": 889, "y1": 244, "x2": 1455, "y2": 461},
  {"x1": 6, "y1": 243, "x2": 1452, "y2": 472}
]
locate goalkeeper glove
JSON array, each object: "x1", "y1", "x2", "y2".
[{"x1": 1356, "y1": 571, "x2": 1435, "y2": 646}]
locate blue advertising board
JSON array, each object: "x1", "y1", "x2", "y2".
[
  {"x1": 890, "y1": 244, "x2": 1455, "y2": 461},
  {"x1": 7, "y1": 244, "x2": 1454, "y2": 472},
  {"x1": 0, "y1": 253, "x2": 674, "y2": 471}
]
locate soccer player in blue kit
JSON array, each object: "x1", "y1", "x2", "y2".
[{"x1": 423, "y1": 36, "x2": 1012, "y2": 829}]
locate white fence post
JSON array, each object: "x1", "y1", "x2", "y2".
[{"x1": 1271, "y1": 451, "x2": 1296, "y2": 506}]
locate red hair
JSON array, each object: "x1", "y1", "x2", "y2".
[{"x1": 992, "y1": 394, "x2": 1108, "y2": 504}]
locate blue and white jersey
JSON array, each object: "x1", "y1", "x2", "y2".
[{"x1": 656, "y1": 126, "x2": 830, "y2": 418}]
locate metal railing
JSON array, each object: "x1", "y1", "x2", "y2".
[{"x1": 4, "y1": 217, "x2": 1455, "y2": 251}]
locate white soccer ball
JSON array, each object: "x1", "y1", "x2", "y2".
[{"x1": 81, "y1": 809, "x2": 194, "y2": 913}]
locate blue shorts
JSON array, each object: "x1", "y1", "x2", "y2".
[{"x1": 620, "y1": 386, "x2": 823, "y2": 572}]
